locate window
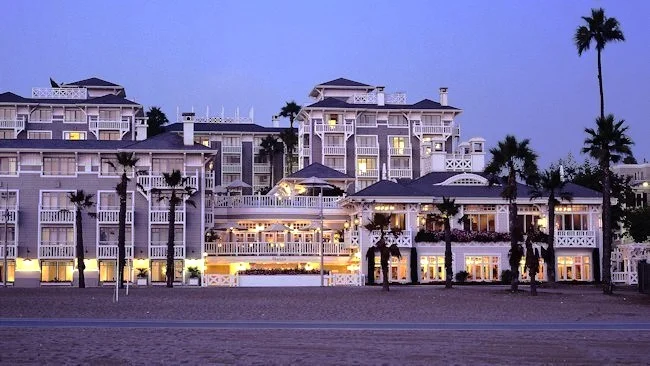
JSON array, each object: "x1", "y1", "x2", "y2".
[
  {"x1": 0, "y1": 130, "x2": 15, "y2": 139},
  {"x1": 465, "y1": 256, "x2": 500, "y2": 281},
  {"x1": 465, "y1": 214, "x2": 496, "y2": 232},
  {"x1": 222, "y1": 174, "x2": 240, "y2": 185},
  {"x1": 41, "y1": 227, "x2": 74, "y2": 245},
  {"x1": 557, "y1": 256, "x2": 591, "y2": 281},
  {"x1": 373, "y1": 256, "x2": 408, "y2": 282},
  {"x1": 519, "y1": 257, "x2": 546, "y2": 281},
  {"x1": 356, "y1": 135, "x2": 376, "y2": 147},
  {"x1": 389, "y1": 157, "x2": 410, "y2": 169},
  {"x1": 151, "y1": 259, "x2": 183, "y2": 282},
  {"x1": 99, "y1": 110, "x2": 119, "y2": 121},
  {"x1": 41, "y1": 192, "x2": 73, "y2": 210},
  {"x1": 421, "y1": 256, "x2": 445, "y2": 282},
  {"x1": 424, "y1": 214, "x2": 445, "y2": 232},
  {"x1": 99, "y1": 260, "x2": 117, "y2": 282},
  {"x1": 254, "y1": 154, "x2": 269, "y2": 164},
  {"x1": 356, "y1": 158, "x2": 377, "y2": 174},
  {"x1": 0, "y1": 108, "x2": 16, "y2": 120},
  {"x1": 0, "y1": 157, "x2": 17, "y2": 175},
  {"x1": 517, "y1": 213, "x2": 540, "y2": 233},
  {"x1": 194, "y1": 135, "x2": 211, "y2": 147},
  {"x1": 0, "y1": 191, "x2": 17, "y2": 208},
  {"x1": 63, "y1": 131, "x2": 86, "y2": 140},
  {"x1": 43, "y1": 156, "x2": 76, "y2": 176},
  {"x1": 223, "y1": 136, "x2": 241, "y2": 147},
  {"x1": 31, "y1": 109, "x2": 52, "y2": 122},
  {"x1": 40, "y1": 260, "x2": 74, "y2": 282},
  {"x1": 151, "y1": 227, "x2": 183, "y2": 245},
  {"x1": 387, "y1": 115, "x2": 408, "y2": 127},
  {"x1": 324, "y1": 157, "x2": 344, "y2": 170},
  {"x1": 98, "y1": 191, "x2": 132, "y2": 210},
  {"x1": 0, "y1": 227, "x2": 15, "y2": 243},
  {"x1": 223, "y1": 155, "x2": 241, "y2": 165},
  {"x1": 152, "y1": 158, "x2": 183, "y2": 174},
  {"x1": 472, "y1": 142, "x2": 483, "y2": 153},
  {"x1": 555, "y1": 214, "x2": 589, "y2": 231},
  {"x1": 0, "y1": 261, "x2": 15, "y2": 283},
  {"x1": 327, "y1": 114, "x2": 339, "y2": 126},
  {"x1": 98, "y1": 226, "x2": 132, "y2": 243},
  {"x1": 356, "y1": 179, "x2": 376, "y2": 191},
  {"x1": 99, "y1": 131, "x2": 121, "y2": 140},
  {"x1": 421, "y1": 115, "x2": 441, "y2": 125},
  {"x1": 65, "y1": 109, "x2": 85, "y2": 122},
  {"x1": 390, "y1": 136, "x2": 408, "y2": 149},
  {"x1": 390, "y1": 213, "x2": 406, "y2": 230},
  {"x1": 324, "y1": 135, "x2": 344, "y2": 146},
  {"x1": 27, "y1": 131, "x2": 52, "y2": 139},
  {"x1": 357, "y1": 114, "x2": 377, "y2": 127}
]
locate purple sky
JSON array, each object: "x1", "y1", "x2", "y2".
[{"x1": 2, "y1": 1, "x2": 648, "y2": 167}]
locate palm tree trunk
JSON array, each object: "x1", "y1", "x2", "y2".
[
  {"x1": 547, "y1": 200, "x2": 556, "y2": 283},
  {"x1": 75, "y1": 210, "x2": 85, "y2": 288},
  {"x1": 381, "y1": 258, "x2": 390, "y2": 291},
  {"x1": 597, "y1": 49, "x2": 604, "y2": 119},
  {"x1": 531, "y1": 271, "x2": 537, "y2": 296},
  {"x1": 117, "y1": 175, "x2": 127, "y2": 289},
  {"x1": 510, "y1": 200, "x2": 520, "y2": 292},
  {"x1": 288, "y1": 117, "x2": 295, "y2": 174},
  {"x1": 166, "y1": 194, "x2": 176, "y2": 288},
  {"x1": 602, "y1": 165, "x2": 613, "y2": 294},
  {"x1": 444, "y1": 218, "x2": 453, "y2": 289}
]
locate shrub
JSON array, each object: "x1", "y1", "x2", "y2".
[
  {"x1": 187, "y1": 266, "x2": 201, "y2": 278},
  {"x1": 414, "y1": 229, "x2": 511, "y2": 243},
  {"x1": 239, "y1": 268, "x2": 320, "y2": 275},
  {"x1": 455, "y1": 271, "x2": 469, "y2": 283},
  {"x1": 500, "y1": 269, "x2": 513, "y2": 285}
]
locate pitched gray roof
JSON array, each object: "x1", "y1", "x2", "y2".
[
  {"x1": 124, "y1": 132, "x2": 212, "y2": 151},
  {"x1": 287, "y1": 163, "x2": 354, "y2": 179},
  {"x1": 64, "y1": 77, "x2": 121, "y2": 87},
  {"x1": 318, "y1": 78, "x2": 371, "y2": 87},
  {"x1": 165, "y1": 123, "x2": 290, "y2": 134},
  {"x1": 0, "y1": 92, "x2": 139, "y2": 106},
  {"x1": 305, "y1": 97, "x2": 460, "y2": 111}
]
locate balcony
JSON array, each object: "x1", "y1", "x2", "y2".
[
  {"x1": 299, "y1": 124, "x2": 311, "y2": 135},
  {"x1": 369, "y1": 230, "x2": 413, "y2": 247},
  {"x1": 97, "y1": 241, "x2": 134, "y2": 259},
  {"x1": 389, "y1": 169, "x2": 412, "y2": 178},
  {"x1": 222, "y1": 164, "x2": 242, "y2": 174},
  {"x1": 388, "y1": 147, "x2": 411, "y2": 156},
  {"x1": 357, "y1": 169, "x2": 379, "y2": 178},
  {"x1": 150, "y1": 210, "x2": 185, "y2": 224},
  {"x1": 222, "y1": 145, "x2": 242, "y2": 154},
  {"x1": 300, "y1": 147, "x2": 311, "y2": 158},
  {"x1": 205, "y1": 171, "x2": 215, "y2": 190},
  {"x1": 413, "y1": 123, "x2": 454, "y2": 137},
  {"x1": 138, "y1": 174, "x2": 199, "y2": 191},
  {"x1": 39, "y1": 242, "x2": 75, "y2": 259},
  {"x1": 32, "y1": 87, "x2": 87, "y2": 99},
  {"x1": 356, "y1": 146, "x2": 379, "y2": 156},
  {"x1": 0, "y1": 242, "x2": 17, "y2": 259},
  {"x1": 97, "y1": 209, "x2": 133, "y2": 224},
  {"x1": 0, "y1": 117, "x2": 26, "y2": 132},
  {"x1": 89, "y1": 120, "x2": 130, "y2": 130},
  {"x1": 0, "y1": 208, "x2": 17, "y2": 224},
  {"x1": 39, "y1": 209, "x2": 75, "y2": 223},
  {"x1": 314, "y1": 122, "x2": 354, "y2": 135},
  {"x1": 554, "y1": 230, "x2": 596, "y2": 248},
  {"x1": 253, "y1": 164, "x2": 271, "y2": 174},
  {"x1": 204, "y1": 241, "x2": 349, "y2": 256},
  {"x1": 149, "y1": 243, "x2": 185, "y2": 259},
  {"x1": 445, "y1": 154, "x2": 472, "y2": 171},
  {"x1": 214, "y1": 195, "x2": 341, "y2": 209},
  {"x1": 323, "y1": 145, "x2": 346, "y2": 155}
]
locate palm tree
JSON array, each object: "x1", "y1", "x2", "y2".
[
  {"x1": 152, "y1": 170, "x2": 196, "y2": 288},
  {"x1": 582, "y1": 114, "x2": 633, "y2": 294},
  {"x1": 67, "y1": 190, "x2": 95, "y2": 288},
  {"x1": 259, "y1": 135, "x2": 283, "y2": 186},
  {"x1": 575, "y1": 7, "x2": 625, "y2": 118},
  {"x1": 529, "y1": 168, "x2": 573, "y2": 284},
  {"x1": 485, "y1": 135, "x2": 539, "y2": 292},
  {"x1": 524, "y1": 231, "x2": 540, "y2": 296},
  {"x1": 364, "y1": 213, "x2": 402, "y2": 291},
  {"x1": 279, "y1": 102, "x2": 301, "y2": 175},
  {"x1": 146, "y1": 106, "x2": 169, "y2": 138},
  {"x1": 434, "y1": 197, "x2": 459, "y2": 289},
  {"x1": 108, "y1": 152, "x2": 139, "y2": 289},
  {"x1": 279, "y1": 128, "x2": 298, "y2": 175}
]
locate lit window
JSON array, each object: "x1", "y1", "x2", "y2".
[
  {"x1": 63, "y1": 131, "x2": 86, "y2": 140},
  {"x1": 328, "y1": 115, "x2": 338, "y2": 126}
]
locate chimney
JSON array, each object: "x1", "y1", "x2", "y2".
[
  {"x1": 439, "y1": 87, "x2": 448, "y2": 106},
  {"x1": 272, "y1": 115, "x2": 280, "y2": 128},
  {"x1": 135, "y1": 117, "x2": 148, "y2": 141},
  {"x1": 182, "y1": 112, "x2": 195, "y2": 146},
  {"x1": 376, "y1": 86, "x2": 385, "y2": 106}
]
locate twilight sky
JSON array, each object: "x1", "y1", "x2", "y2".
[{"x1": 1, "y1": 0, "x2": 648, "y2": 167}]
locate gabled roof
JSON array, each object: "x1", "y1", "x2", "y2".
[
  {"x1": 64, "y1": 77, "x2": 122, "y2": 88},
  {"x1": 287, "y1": 163, "x2": 354, "y2": 180},
  {"x1": 165, "y1": 123, "x2": 290, "y2": 134},
  {"x1": 305, "y1": 97, "x2": 461, "y2": 111},
  {"x1": 318, "y1": 78, "x2": 371, "y2": 87},
  {"x1": 352, "y1": 180, "x2": 429, "y2": 197},
  {"x1": 0, "y1": 92, "x2": 30, "y2": 103},
  {"x1": 0, "y1": 92, "x2": 139, "y2": 106},
  {"x1": 125, "y1": 132, "x2": 212, "y2": 151}
]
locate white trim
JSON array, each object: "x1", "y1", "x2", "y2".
[
  {"x1": 437, "y1": 173, "x2": 488, "y2": 186},
  {"x1": 27, "y1": 130, "x2": 53, "y2": 139}
]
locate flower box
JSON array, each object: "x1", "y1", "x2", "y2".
[{"x1": 188, "y1": 277, "x2": 200, "y2": 286}]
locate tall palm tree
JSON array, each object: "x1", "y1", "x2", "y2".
[
  {"x1": 582, "y1": 114, "x2": 633, "y2": 294},
  {"x1": 364, "y1": 213, "x2": 402, "y2": 291},
  {"x1": 279, "y1": 128, "x2": 298, "y2": 175},
  {"x1": 108, "y1": 152, "x2": 139, "y2": 289},
  {"x1": 279, "y1": 102, "x2": 301, "y2": 175},
  {"x1": 67, "y1": 190, "x2": 95, "y2": 288},
  {"x1": 575, "y1": 7, "x2": 625, "y2": 118},
  {"x1": 434, "y1": 197, "x2": 459, "y2": 289},
  {"x1": 485, "y1": 135, "x2": 539, "y2": 292},
  {"x1": 259, "y1": 135, "x2": 283, "y2": 186},
  {"x1": 152, "y1": 170, "x2": 196, "y2": 288},
  {"x1": 529, "y1": 168, "x2": 573, "y2": 283}
]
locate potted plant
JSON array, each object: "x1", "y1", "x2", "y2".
[
  {"x1": 136, "y1": 268, "x2": 148, "y2": 286},
  {"x1": 187, "y1": 266, "x2": 201, "y2": 286}
]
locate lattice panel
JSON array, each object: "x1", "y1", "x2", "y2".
[
  {"x1": 369, "y1": 231, "x2": 412, "y2": 247},
  {"x1": 203, "y1": 274, "x2": 238, "y2": 287},
  {"x1": 445, "y1": 158, "x2": 472, "y2": 171},
  {"x1": 327, "y1": 274, "x2": 363, "y2": 286},
  {"x1": 554, "y1": 236, "x2": 596, "y2": 247}
]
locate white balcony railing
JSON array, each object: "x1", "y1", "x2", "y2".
[
  {"x1": 222, "y1": 145, "x2": 242, "y2": 154},
  {"x1": 149, "y1": 243, "x2": 185, "y2": 259},
  {"x1": 555, "y1": 230, "x2": 596, "y2": 248},
  {"x1": 39, "y1": 243, "x2": 75, "y2": 258},
  {"x1": 356, "y1": 146, "x2": 379, "y2": 156},
  {"x1": 299, "y1": 124, "x2": 311, "y2": 135},
  {"x1": 323, "y1": 145, "x2": 346, "y2": 155},
  {"x1": 0, "y1": 117, "x2": 26, "y2": 130},
  {"x1": 204, "y1": 241, "x2": 349, "y2": 256},
  {"x1": 32, "y1": 87, "x2": 87, "y2": 99},
  {"x1": 97, "y1": 241, "x2": 134, "y2": 259},
  {"x1": 389, "y1": 169, "x2": 412, "y2": 178},
  {"x1": 89, "y1": 120, "x2": 130, "y2": 130},
  {"x1": 253, "y1": 164, "x2": 271, "y2": 174},
  {"x1": 0, "y1": 209, "x2": 18, "y2": 224},
  {"x1": 369, "y1": 230, "x2": 413, "y2": 247},
  {"x1": 357, "y1": 169, "x2": 379, "y2": 178},
  {"x1": 222, "y1": 164, "x2": 242, "y2": 174},
  {"x1": 214, "y1": 195, "x2": 340, "y2": 209},
  {"x1": 314, "y1": 123, "x2": 354, "y2": 135},
  {"x1": 0, "y1": 242, "x2": 17, "y2": 259},
  {"x1": 388, "y1": 147, "x2": 411, "y2": 156},
  {"x1": 445, "y1": 154, "x2": 472, "y2": 171},
  {"x1": 413, "y1": 123, "x2": 454, "y2": 136},
  {"x1": 138, "y1": 174, "x2": 199, "y2": 191},
  {"x1": 301, "y1": 147, "x2": 311, "y2": 158},
  {"x1": 205, "y1": 171, "x2": 215, "y2": 190},
  {"x1": 150, "y1": 210, "x2": 185, "y2": 223},
  {"x1": 97, "y1": 210, "x2": 133, "y2": 224},
  {"x1": 39, "y1": 209, "x2": 75, "y2": 223}
]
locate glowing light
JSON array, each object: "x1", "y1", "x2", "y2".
[{"x1": 344, "y1": 222, "x2": 350, "y2": 229}]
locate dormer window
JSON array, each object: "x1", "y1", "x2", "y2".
[{"x1": 434, "y1": 142, "x2": 443, "y2": 152}]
